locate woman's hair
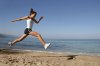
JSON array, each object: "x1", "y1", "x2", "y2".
[{"x1": 30, "y1": 8, "x2": 37, "y2": 16}]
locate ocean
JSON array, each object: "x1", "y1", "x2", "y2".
[{"x1": 0, "y1": 36, "x2": 100, "y2": 56}]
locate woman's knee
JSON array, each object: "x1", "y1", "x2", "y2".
[
  {"x1": 35, "y1": 32, "x2": 41, "y2": 37},
  {"x1": 34, "y1": 32, "x2": 39, "y2": 35},
  {"x1": 34, "y1": 32, "x2": 41, "y2": 37},
  {"x1": 30, "y1": 32, "x2": 40, "y2": 37}
]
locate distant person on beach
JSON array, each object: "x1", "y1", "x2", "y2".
[{"x1": 8, "y1": 8, "x2": 50, "y2": 49}]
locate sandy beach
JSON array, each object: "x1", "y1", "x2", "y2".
[{"x1": 0, "y1": 49, "x2": 100, "y2": 66}]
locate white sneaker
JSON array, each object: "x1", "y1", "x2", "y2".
[
  {"x1": 8, "y1": 42, "x2": 13, "y2": 47},
  {"x1": 44, "y1": 43, "x2": 51, "y2": 50}
]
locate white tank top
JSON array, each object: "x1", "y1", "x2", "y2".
[{"x1": 26, "y1": 19, "x2": 34, "y2": 29}]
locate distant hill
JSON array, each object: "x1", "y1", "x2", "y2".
[
  {"x1": 0, "y1": 34, "x2": 6, "y2": 38},
  {"x1": 0, "y1": 34, "x2": 15, "y2": 38}
]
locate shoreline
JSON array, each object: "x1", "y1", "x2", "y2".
[
  {"x1": 0, "y1": 48, "x2": 100, "y2": 56},
  {"x1": 0, "y1": 48, "x2": 100, "y2": 66}
]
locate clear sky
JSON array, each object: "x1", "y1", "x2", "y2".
[{"x1": 0, "y1": 0, "x2": 100, "y2": 39}]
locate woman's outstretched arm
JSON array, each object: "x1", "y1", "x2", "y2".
[{"x1": 11, "y1": 16, "x2": 29, "y2": 22}]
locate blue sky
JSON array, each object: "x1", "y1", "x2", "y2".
[{"x1": 0, "y1": 0, "x2": 100, "y2": 39}]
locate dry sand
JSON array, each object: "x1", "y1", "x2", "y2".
[{"x1": 0, "y1": 49, "x2": 100, "y2": 66}]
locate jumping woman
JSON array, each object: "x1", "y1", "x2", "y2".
[{"x1": 8, "y1": 8, "x2": 50, "y2": 49}]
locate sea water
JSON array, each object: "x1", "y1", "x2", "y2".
[{"x1": 0, "y1": 36, "x2": 100, "y2": 56}]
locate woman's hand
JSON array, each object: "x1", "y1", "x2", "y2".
[
  {"x1": 40, "y1": 16, "x2": 44, "y2": 19},
  {"x1": 38, "y1": 16, "x2": 44, "y2": 22}
]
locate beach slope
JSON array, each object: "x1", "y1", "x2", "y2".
[{"x1": 0, "y1": 49, "x2": 100, "y2": 66}]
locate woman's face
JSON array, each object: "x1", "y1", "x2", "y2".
[{"x1": 30, "y1": 13, "x2": 35, "y2": 18}]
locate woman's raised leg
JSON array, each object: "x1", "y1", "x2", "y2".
[
  {"x1": 29, "y1": 31, "x2": 50, "y2": 49},
  {"x1": 29, "y1": 32, "x2": 46, "y2": 46}
]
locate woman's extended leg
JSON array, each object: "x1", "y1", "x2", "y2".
[
  {"x1": 29, "y1": 31, "x2": 50, "y2": 49},
  {"x1": 9, "y1": 34, "x2": 28, "y2": 46},
  {"x1": 29, "y1": 32, "x2": 46, "y2": 46}
]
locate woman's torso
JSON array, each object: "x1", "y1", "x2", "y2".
[{"x1": 26, "y1": 19, "x2": 34, "y2": 29}]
